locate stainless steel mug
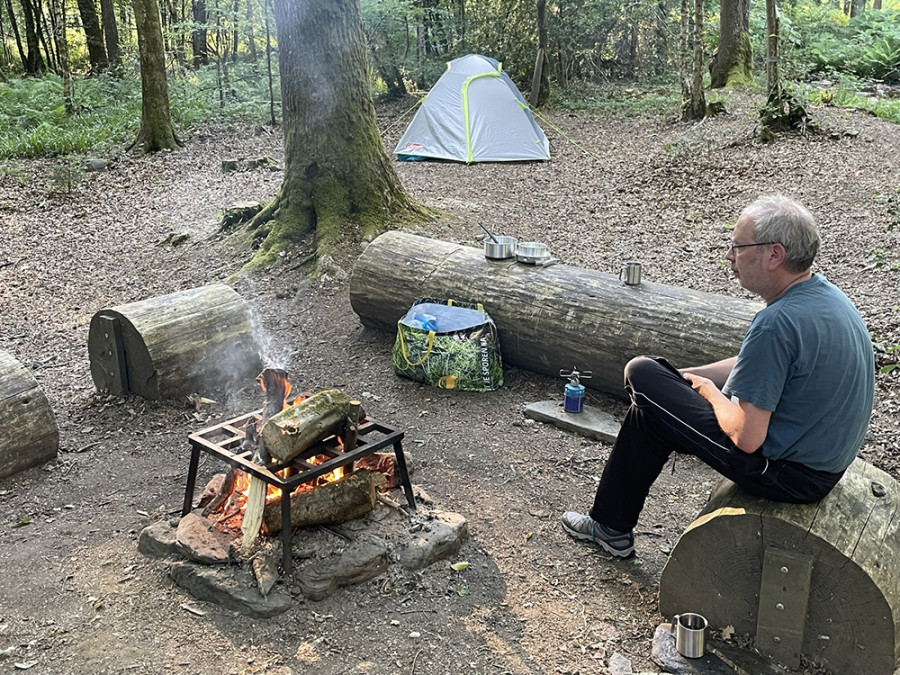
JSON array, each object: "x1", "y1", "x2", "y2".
[
  {"x1": 673, "y1": 613, "x2": 707, "y2": 659},
  {"x1": 619, "y1": 261, "x2": 642, "y2": 285}
]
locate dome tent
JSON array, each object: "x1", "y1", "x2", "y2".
[{"x1": 393, "y1": 54, "x2": 550, "y2": 164}]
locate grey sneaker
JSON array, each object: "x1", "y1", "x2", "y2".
[{"x1": 561, "y1": 511, "x2": 635, "y2": 558}]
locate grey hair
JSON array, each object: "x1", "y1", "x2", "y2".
[{"x1": 741, "y1": 195, "x2": 819, "y2": 273}]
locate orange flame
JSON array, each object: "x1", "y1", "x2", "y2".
[{"x1": 207, "y1": 376, "x2": 346, "y2": 531}]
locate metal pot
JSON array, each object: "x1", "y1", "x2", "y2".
[
  {"x1": 484, "y1": 235, "x2": 518, "y2": 260},
  {"x1": 516, "y1": 241, "x2": 548, "y2": 259}
]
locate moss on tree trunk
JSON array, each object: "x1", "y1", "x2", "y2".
[
  {"x1": 710, "y1": 0, "x2": 752, "y2": 89},
  {"x1": 245, "y1": 0, "x2": 428, "y2": 272}
]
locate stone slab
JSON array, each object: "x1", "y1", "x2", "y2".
[{"x1": 524, "y1": 400, "x2": 620, "y2": 443}]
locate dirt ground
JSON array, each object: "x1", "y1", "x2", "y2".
[{"x1": 1, "y1": 90, "x2": 899, "y2": 675}]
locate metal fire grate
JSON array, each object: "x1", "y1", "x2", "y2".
[{"x1": 182, "y1": 410, "x2": 415, "y2": 573}]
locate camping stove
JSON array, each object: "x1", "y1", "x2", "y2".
[{"x1": 182, "y1": 411, "x2": 415, "y2": 573}]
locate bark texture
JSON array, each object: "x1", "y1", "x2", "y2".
[
  {"x1": 20, "y1": 0, "x2": 45, "y2": 74},
  {"x1": 0, "y1": 350, "x2": 59, "y2": 480},
  {"x1": 87, "y1": 284, "x2": 262, "y2": 399},
  {"x1": 132, "y1": 0, "x2": 181, "y2": 151},
  {"x1": 100, "y1": 0, "x2": 121, "y2": 68},
  {"x1": 247, "y1": 0, "x2": 424, "y2": 269},
  {"x1": 191, "y1": 0, "x2": 208, "y2": 65},
  {"x1": 710, "y1": 0, "x2": 752, "y2": 89},
  {"x1": 76, "y1": 0, "x2": 108, "y2": 71}
]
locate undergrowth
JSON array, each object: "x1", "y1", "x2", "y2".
[{"x1": 0, "y1": 60, "x2": 280, "y2": 159}]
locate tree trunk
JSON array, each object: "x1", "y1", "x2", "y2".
[
  {"x1": 20, "y1": 0, "x2": 45, "y2": 74},
  {"x1": 37, "y1": 1, "x2": 56, "y2": 70},
  {"x1": 244, "y1": 0, "x2": 257, "y2": 60},
  {"x1": 51, "y1": 0, "x2": 71, "y2": 112},
  {"x1": 132, "y1": 0, "x2": 182, "y2": 151},
  {"x1": 710, "y1": 0, "x2": 752, "y2": 88},
  {"x1": 191, "y1": 0, "x2": 207, "y2": 66},
  {"x1": 765, "y1": 0, "x2": 780, "y2": 97},
  {"x1": 689, "y1": 0, "x2": 706, "y2": 118},
  {"x1": 245, "y1": 0, "x2": 425, "y2": 270},
  {"x1": 850, "y1": 0, "x2": 865, "y2": 17},
  {"x1": 349, "y1": 232, "x2": 761, "y2": 399},
  {"x1": 6, "y1": 0, "x2": 27, "y2": 73},
  {"x1": 529, "y1": 0, "x2": 549, "y2": 108},
  {"x1": 679, "y1": 0, "x2": 690, "y2": 116},
  {"x1": 77, "y1": 0, "x2": 108, "y2": 71},
  {"x1": 99, "y1": 0, "x2": 121, "y2": 68}
]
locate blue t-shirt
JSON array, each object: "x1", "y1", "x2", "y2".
[{"x1": 722, "y1": 274, "x2": 874, "y2": 473}]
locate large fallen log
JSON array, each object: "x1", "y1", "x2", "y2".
[
  {"x1": 349, "y1": 231, "x2": 762, "y2": 397},
  {"x1": 658, "y1": 458, "x2": 900, "y2": 675}
]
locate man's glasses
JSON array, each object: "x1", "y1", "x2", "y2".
[{"x1": 729, "y1": 241, "x2": 777, "y2": 253}]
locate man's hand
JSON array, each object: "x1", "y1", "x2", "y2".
[
  {"x1": 682, "y1": 371, "x2": 771, "y2": 453},
  {"x1": 682, "y1": 372, "x2": 716, "y2": 398}
]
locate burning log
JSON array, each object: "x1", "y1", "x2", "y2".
[
  {"x1": 260, "y1": 389, "x2": 363, "y2": 464},
  {"x1": 262, "y1": 469, "x2": 382, "y2": 534},
  {"x1": 0, "y1": 350, "x2": 59, "y2": 479}
]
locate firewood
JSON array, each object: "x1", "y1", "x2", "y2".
[
  {"x1": 262, "y1": 469, "x2": 381, "y2": 534},
  {"x1": 243, "y1": 370, "x2": 288, "y2": 552},
  {"x1": 260, "y1": 389, "x2": 362, "y2": 463},
  {"x1": 241, "y1": 478, "x2": 267, "y2": 552},
  {"x1": 343, "y1": 400, "x2": 361, "y2": 451}
]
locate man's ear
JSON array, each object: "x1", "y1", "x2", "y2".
[{"x1": 767, "y1": 243, "x2": 787, "y2": 270}]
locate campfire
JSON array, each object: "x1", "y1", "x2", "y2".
[{"x1": 181, "y1": 368, "x2": 416, "y2": 573}]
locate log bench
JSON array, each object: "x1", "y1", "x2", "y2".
[
  {"x1": 349, "y1": 231, "x2": 762, "y2": 398},
  {"x1": 0, "y1": 349, "x2": 59, "y2": 479},
  {"x1": 88, "y1": 284, "x2": 262, "y2": 400},
  {"x1": 658, "y1": 457, "x2": 900, "y2": 674}
]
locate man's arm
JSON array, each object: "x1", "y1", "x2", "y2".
[
  {"x1": 681, "y1": 372, "x2": 771, "y2": 453},
  {"x1": 679, "y1": 356, "x2": 737, "y2": 389}
]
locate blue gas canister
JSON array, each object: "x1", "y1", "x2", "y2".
[
  {"x1": 560, "y1": 368, "x2": 592, "y2": 414},
  {"x1": 564, "y1": 382, "x2": 585, "y2": 413}
]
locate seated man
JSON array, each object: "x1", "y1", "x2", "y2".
[{"x1": 562, "y1": 195, "x2": 875, "y2": 558}]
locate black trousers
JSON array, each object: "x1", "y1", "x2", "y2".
[{"x1": 589, "y1": 356, "x2": 844, "y2": 532}]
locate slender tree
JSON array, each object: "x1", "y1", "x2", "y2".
[
  {"x1": 244, "y1": 0, "x2": 258, "y2": 59},
  {"x1": 100, "y1": 0, "x2": 121, "y2": 68},
  {"x1": 758, "y1": 0, "x2": 809, "y2": 139},
  {"x1": 245, "y1": 0, "x2": 426, "y2": 269},
  {"x1": 77, "y1": 0, "x2": 109, "y2": 71},
  {"x1": 6, "y1": 0, "x2": 27, "y2": 72},
  {"x1": 132, "y1": 0, "x2": 182, "y2": 151},
  {"x1": 50, "y1": 0, "x2": 72, "y2": 112},
  {"x1": 680, "y1": 0, "x2": 705, "y2": 120},
  {"x1": 710, "y1": 0, "x2": 752, "y2": 88},
  {"x1": 529, "y1": 0, "x2": 550, "y2": 107},
  {"x1": 20, "y1": 0, "x2": 46, "y2": 74},
  {"x1": 191, "y1": 0, "x2": 208, "y2": 65}
]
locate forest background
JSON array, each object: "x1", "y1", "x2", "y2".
[{"x1": 0, "y1": 0, "x2": 899, "y2": 161}]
